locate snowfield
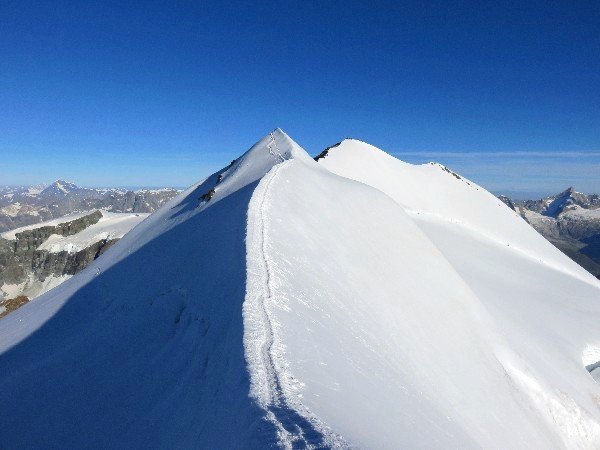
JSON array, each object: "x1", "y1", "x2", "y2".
[{"x1": 0, "y1": 130, "x2": 599, "y2": 448}]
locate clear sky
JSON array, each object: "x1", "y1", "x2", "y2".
[{"x1": 1, "y1": 0, "x2": 599, "y2": 197}]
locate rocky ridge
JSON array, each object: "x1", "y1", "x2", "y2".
[{"x1": 0, "y1": 210, "x2": 147, "y2": 316}]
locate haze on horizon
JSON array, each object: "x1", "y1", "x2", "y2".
[{"x1": 1, "y1": 1, "x2": 598, "y2": 196}]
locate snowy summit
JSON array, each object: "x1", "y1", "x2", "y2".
[
  {"x1": 1, "y1": 129, "x2": 600, "y2": 448},
  {"x1": 40, "y1": 180, "x2": 80, "y2": 196}
]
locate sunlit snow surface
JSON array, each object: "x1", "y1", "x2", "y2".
[{"x1": 1, "y1": 131, "x2": 599, "y2": 448}]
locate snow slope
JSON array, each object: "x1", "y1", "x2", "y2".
[
  {"x1": 318, "y1": 140, "x2": 596, "y2": 285},
  {"x1": 317, "y1": 139, "x2": 600, "y2": 447},
  {"x1": 0, "y1": 130, "x2": 308, "y2": 448},
  {"x1": 1, "y1": 131, "x2": 600, "y2": 448}
]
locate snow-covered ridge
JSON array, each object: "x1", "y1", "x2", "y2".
[
  {"x1": 318, "y1": 139, "x2": 597, "y2": 285},
  {"x1": 0, "y1": 129, "x2": 599, "y2": 448}
]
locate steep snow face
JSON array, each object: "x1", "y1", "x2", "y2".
[{"x1": 0, "y1": 129, "x2": 306, "y2": 448}]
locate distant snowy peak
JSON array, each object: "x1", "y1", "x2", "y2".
[
  {"x1": 40, "y1": 180, "x2": 80, "y2": 196},
  {"x1": 546, "y1": 187, "x2": 596, "y2": 217},
  {"x1": 519, "y1": 187, "x2": 600, "y2": 217},
  {"x1": 502, "y1": 188, "x2": 600, "y2": 278}
]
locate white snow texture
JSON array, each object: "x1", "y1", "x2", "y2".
[{"x1": 0, "y1": 130, "x2": 599, "y2": 449}]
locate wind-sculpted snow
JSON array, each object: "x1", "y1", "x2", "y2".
[
  {"x1": 1, "y1": 130, "x2": 600, "y2": 448},
  {"x1": 317, "y1": 139, "x2": 600, "y2": 447},
  {"x1": 319, "y1": 139, "x2": 598, "y2": 285}
]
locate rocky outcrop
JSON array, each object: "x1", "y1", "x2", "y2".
[
  {"x1": 0, "y1": 211, "x2": 122, "y2": 317},
  {"x1": 10, "y1": 210, "x2": 102, "y2": 254},
  {"x1": 0, "y1": 295, "x2": 29, "y2": 319},
  {"x1": 498, "y1": 195, "x2": 516, "y2": 211}
]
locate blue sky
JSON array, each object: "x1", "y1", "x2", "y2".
[{"x1": 1, "y1": 1, "x2": 598, "y2": 197}]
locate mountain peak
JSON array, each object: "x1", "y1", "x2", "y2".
[
  {"x1": 191, "y1": 129, "x2": 313, "y2": 210},
  {"x1": 41, "y1": 180, "x2": 79, "y2": 196},
  {"x1": 229, "y1": 128, "x2": 312, "y2": 173},
  {"x1": 556, "y1": 186, "x2": 576, "y2": 197},
  {"x1": 545, "y1": 186, "x2": 590, "y2": 217}
]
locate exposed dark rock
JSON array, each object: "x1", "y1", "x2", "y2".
[
  {"x1": 314, "y1": 141, "x2": 343, "y2": 161},
  {"x1": 0, "y1": 295, "x2": 29, "y2": 319},
  {"x1": 200, "y1": 188, "x2": 216, "y2": 202},
  {"x1": 441, "y1": 165, "x2": 462, "y2": 180},
  {"x1": 498, "y1": 196, "x2": 517, "y2": 211},
  {"x1": 0, "y1": 211, "x2": 125, "y2": 317}
]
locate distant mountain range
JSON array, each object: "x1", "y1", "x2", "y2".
[
  {"x1": 0, "y1": 180, "x2": 181, "y2": 233},
  {"x1": 499, "y1": 188, "x2": 600, "y2": 277}
]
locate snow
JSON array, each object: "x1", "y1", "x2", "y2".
[
  {"x1": 1, "y1": 211, "x2": 147, "y2": 244},
  {"x1": 0, "y1": 130, "x2": 599, "y2": 448},
  {"x1": 135, "y1": 188, "x2": 180, "y2": 194},
  {"x1": 1, "y1": 274, "x2": 72, "y2": 302},
  {"x1": 1, "y1": 281, "x2": 26, "y2": 299},
  {"x1": 3, "y1": 274, "x2": 73, "y2": 301},
  {"x1": 1, "y1": 202, "x2": 22, "y2": 217},
  {"x1": 318, "y1": 139, "x2": 597, "y2": 285},
  {"x1": 0, "y1": 129, "x2": 304, "y2": 448},
  {"x1": 37, "y1": 211, "x2": 149, "y2": 253},
  {"x1": 27, "y1": 186, "x2": 44, "y2": 195},
  {"x1": 25, "y1": 274, "x2": 72, "y2": 298},
  {"x1": 561, "y1": 205, "x2": 600, "y2": 219}
]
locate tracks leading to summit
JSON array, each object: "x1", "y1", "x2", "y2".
[
  {"x1": 245, "y1": 159, "x2": 334, "y2": 449},
  {"x1": 256, "y1": 162, "x2": 286, "y2": 409}
]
